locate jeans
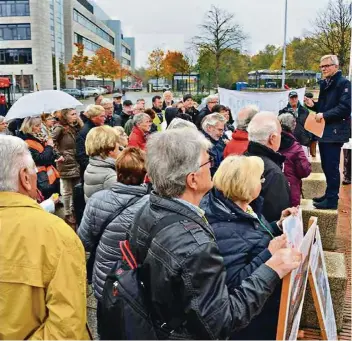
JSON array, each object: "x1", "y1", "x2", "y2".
[
  {"x1": 60, "y1": 177, "x2": 80, "y2": 216},
  {"x1": 319, "y1": 142, "x2": 343, "y2": 201}
]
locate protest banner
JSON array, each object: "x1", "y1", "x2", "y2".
[
  {"x1": 218, "y1": 87, "x2": 306, "y2": 122},
  {"x1": 308, "y1": 227, "x2": 338, "y2": 340},
  {"x1": 276, "y1": 217, "x2": 317, "y2": 340}
]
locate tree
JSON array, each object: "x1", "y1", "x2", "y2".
[
  {"x1": 146, "y1": 48, "x2": 165, "y2": 87},
  {"x1": 250, "y1": 45, "x2": 280, "y2": 70},
  {"x1": 90, "y1": 47, "x2": 121, "y2": 85},
  {"x1": 66, "y1": 43, "x2": 91, "y2": 89},
  {"x1": 162, "y1": 50, "x2": 188, "y2": 80},
  {"x1": 309, "y1": 0, "x2": 351, "y2": 74},
  {"x1": 192, "y1": 5, "x2": 247, "y2": 87},
  {"x1": 134, "y1": 67, "x2": 149, "y2": 84}
]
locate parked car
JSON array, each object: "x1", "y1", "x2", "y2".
[
  {"x1": 82, "y1": 87, "x2": 104, "y2": 96},
  {"x1": 101, "y1": 85, "x2": 112, "y2": 94},
  {"x1": 152, "y1": 84, "x2": 171, "y2": 92},
  {"x1": 97, "y1": 87, "x2": 108, "y2": 94},
  {"x1": 62, "y1": 88, "x2": 88, "y2": 99}
]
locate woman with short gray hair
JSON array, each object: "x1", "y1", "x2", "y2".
[
  {"x1": 128, "y1": 113, "x2": 152, "y2": 151},
  {"x1": 279, "y1": 113, "x2": 311, "y2": 206}
]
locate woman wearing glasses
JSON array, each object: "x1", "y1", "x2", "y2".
[{"x1": 200, "y1": 155, "x2": 297, "y2": 340}]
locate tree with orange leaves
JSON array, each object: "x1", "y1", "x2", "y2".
[
  {"x1": 66, "y1": 43, "x2": 91, "y2": 89},
  {"x1": 90, "y1": 47, "x2": 121, "y2": 85},
  {"x1": 146, "y1": 48, "x2": 165, "y2": 87},
  {"x1": 162, "y1": 50, "x2": 189, "y2": 80}
]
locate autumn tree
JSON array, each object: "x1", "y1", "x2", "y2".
[
  {"x1": 146, "y1": 48, "x2": 165, "y2": 87},
  {"x1": 192, "y1": 5, "x2": 247, "y2": 87},
  {"x1": 90, "y1": 47, "x2": 121, "y2": 85},
  {"x1": 309, "y1": 0, "x2": 351, "y2": 73},
  {"x1": 66, "y1": 43, "x2": 91, "y2": 89},
  {"x1": 162, "y1": 50, "x2": 189, "y2": 80}
]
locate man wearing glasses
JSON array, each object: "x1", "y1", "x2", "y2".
[
  {"x1": 195, "y1": 95, "x2": 219, "y2": 129},
  {"x1": 304, "y1": 54, "x2": 351, "y2": 209}
]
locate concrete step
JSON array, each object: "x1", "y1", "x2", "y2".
[
  {"x1": 301, "y1": 251, "x2": 347, "y2": 332},
  {"x1": 300, "y1": 199, "x2": 338, "y2": 250},
  {"x1": 302, "y1": 173, "x2": 326, "y2": 200},
  {"x1": 309, "y1": 158, "x2": 323, "y2": 173}
]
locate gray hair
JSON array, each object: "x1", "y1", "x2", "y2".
[
  {"x1": 236, "y1": 105, "x2": 260, "y2": 130},
  {"x1": 248, "y1": 111, "x2": 280, "y2": 144},
  {"x1": 278, "y1": 113, "x2": 296, "y2": 132},
  {"x1": 167, "y1": 118, "x2": 197, "y2": 130},
  {"x1": 206, "y1": 95, "x2": 218, "y2": 105},
  {"x1": 0, "y1": 135, "x2": 36, "y2": 192},
  {"x1": 146, "y1": 128, "x2": 212, "y2": 197},
  {"x1": 202, "y1": 113, "x2": 226, "y2": 131},
  {"x1": 321, "y1": 54, "x2": 339, "y2": 66},
  {"x1": 133, "y1": 113, "x2": 150, "y2": 126},
  {"x1": 100, "y1": 98, "x2": 113, "y2": 106}
]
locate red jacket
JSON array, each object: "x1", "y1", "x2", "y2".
[
  {"x1": 224, "y1": 130, "x2": 249, "y2": 158},
  {"x1": 128, "y1": 126, "x2": 147, "y2": 150}
]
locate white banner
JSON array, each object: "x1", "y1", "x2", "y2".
[{"x1": 219, "y1": 87, "x2": 306, "y2": 121}]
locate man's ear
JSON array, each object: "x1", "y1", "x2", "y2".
[
  {"x1": 19, "y1": 167, "x2": 32, "y2": 192},
  {"x1": 185, "y1": 172, "x2": 198, "y2": 191}
]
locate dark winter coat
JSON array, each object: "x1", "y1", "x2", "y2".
[
  {"x1": 279, "y1": 131, "x2": 311, "y2": 206},
  {"x1": 78, "y1": 183, "x2": 149, "y2": 301},
  {"x1": 224, "y1": 129, "x2": 249, "y2": 157},
  {"x1": 116, "y1": 111, "x2": 131, "y2": 128},
  {"x1": 202, "y1": 130, "x2": 226, "y2": 176},
  {"x1": 195, "y1": 105, "x2": 211, "y2": 129},
  {"x1": 52, "y1": 124, "x2": 81, "y2": 178},
  {"x1": 18, "y1": 132, "x2": 60, "y2": 199},
  {"x1": 75, "y1": 119, "x2": 97, "y2": 179},
  {"x1": 246, "y1": 141, "x2": 291, "y2": 222},
  {"x1": 162, "y1": 100, "x2": 174, "y2": 110},
  {"x1": 104, "y1": 114, "x2": 121, "y2": 127},
  {"x1": 113, "y1": 102, "x2": 122, "y2": 115},
  {"x1": 185, "y1": 106, "x2": 199, "y2": 124},
  {"x1": 279, "y1": 102, "x2": 312, "y2": 146},
  {"x1": 200, "y1": 188, "x2": 282, "y2": 340},
  {"x1": 128, "y1": 192, "x2": 280, "y2": 339},
  {"x1": 165, "y1": 107, "x2": 192, "y2": 127},
  {"x1": 310, "y1": 70, "x2": 351, "y2": 143}
]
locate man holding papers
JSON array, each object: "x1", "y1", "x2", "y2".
[{"x1": 304, "y1": 55, "x2": 351, "y2": 209}]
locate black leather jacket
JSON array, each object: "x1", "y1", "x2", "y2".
[{"x1": 129, "y1": 192, "x2": 280, "y2": 339}]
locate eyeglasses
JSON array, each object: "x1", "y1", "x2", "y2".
[
  {"x1": 319, "y1": 64, "x2": 334, "y2": 69},
  {"x1": 200, "y1": 155, "x2": 214, "y2": 168},
  {"x1": 260, "y1": 176, "x2": 266, "y2": 184}
]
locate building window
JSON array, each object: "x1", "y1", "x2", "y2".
[
  {"x1": 123, "y1": 46, "x2": 131, "y2": 55},
  {"x1": 0, "y1": 0, "x2": 30, "y2": 17},
  {"x1": 74, "y1": 33, "x2": 115, "y2": 57},
  {"x1": 0, "y1": 48, "x2": 32, "y2": 64},
  {"x1": 73, "y1": 9, "x2": 114, "y2": 45},
  {"x1": 122, "y1": 57, "x2": 131, "y2": 66},
  {"x1": 0, "y1": 23, "x2": 31, "y2": 40}
]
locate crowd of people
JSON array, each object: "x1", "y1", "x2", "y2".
[{"x1": 0, "y1": 54, "x2": 350, "y2": 340}]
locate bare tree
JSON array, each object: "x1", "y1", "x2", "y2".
[
  {"x1": 310, "y1": 0, "x2": 351, "y2": 73},
  {"x1": 192, "y1": 5, "x2": 247, "y2": 88}
]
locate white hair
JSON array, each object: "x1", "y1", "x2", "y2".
[
  {"x1": 278, "y1": 113, "x2": 296, "y2": 132},
  {"x1": 202, "y1": 113, "x2": 226, "y2": 131},
  {"x1": 248, "y1": 111, "x2": 280, "y2": 144},
  {"x1": 133, "y1": 113, "x2": 150, "y2": 126},
  {"x1": 206, "y1": 95, "x2": 219, "y2": 105},
  {"x1": 167, "y1": 118, "x2": 197, "y2": 130},
  {"x1": 100, "y1": 98, "x2": 113, "y2": 106},
  {"x1": 0, "y1": 135, "x2": 36, "y2": 192},
  {"x1": 321, "y1": 54, "x2": 339, "y2": 66},
  {"x1": 236, "y1": 105, "x2": 260, "y2": 130},
  {"x1": 146, "y1": 128, "x2": 212, "y2": 197}
]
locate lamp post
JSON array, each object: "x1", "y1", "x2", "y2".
[{"x1": 281, "y1": 0, "x2": 288, "y2": 89}]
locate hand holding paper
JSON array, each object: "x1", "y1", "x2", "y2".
[{"x1": 304, "y1": 112, "x2": 325, "y2": 138}]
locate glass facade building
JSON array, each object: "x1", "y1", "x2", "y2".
[
  {"x1": 0, "y1": 23, "x2": 30, "y2": 40},
  {"x1": 0, "y1": 0, "x2": 29, "y2": 17},
  {"x1": 50, "y1": 0, "x2": 65, "y2": 62}
]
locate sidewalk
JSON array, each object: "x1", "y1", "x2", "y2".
[{"x1": 302, "y1": 183, "x2": 351, "y2": 340}]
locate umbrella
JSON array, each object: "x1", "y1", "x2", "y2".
[{"x1": 5, "y1": 90, "x2": 83, "y2": 121}]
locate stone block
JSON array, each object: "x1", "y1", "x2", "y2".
[
  {"x1": 300, "y1": 199, "x2": 338, "y2": 250},
  {"x1": 302, "y1": 173, "x2": 326, "y2": 199},
  {"x1": 310, "y1": 159, "x2": 323, "y2": 174},
  {"x1": 87, "y1": 307, "x2": 98, "y2": 340},
  {"x1": 300, "y1": 251, "x2": 347, "y2": 332}
]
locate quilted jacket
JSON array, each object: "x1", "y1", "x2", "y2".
[
  {"x1": 77, "y1": 182, "x2": 149, "y2": 301},
  {"x1": 200, "y1": 188, "x2": 282, "y2": 340}
]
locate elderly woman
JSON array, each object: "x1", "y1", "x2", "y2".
[
  {"x1": 162, "y1": 90, "x2": 174, "y2": 110},
  {"x1": 279, "y1": 113, "x2": 312, "y2": 206},
  {"x1": 167, "y1": 117, "x2": 197, "y2": 130},
  {"x1": 52, "y1": 108, "x2": 83, "y2": 226},
  {"x1": 128, "y1": 113, "x2": 152, "y2": 150},
  {"x1": 18, "y1": 117, "x2": 60, "y2": 199},
  {"x1": 113, "y1": 126, "x2": 129, "y2": 148},
  {"x1": 41, "y1": 113, "x2": 56, "y2": 138},
  {"x1": 200, "y1": 155, "x2": 296, "y2": 340},
  {"x1": 84, "y1": 125, "x2": 121, "y2": 200},
  {"x1": 0, "y1": 116, "x2": 10, "y2": 135},
  {"x1": 78, "y1": 147, "x2": 149, "y2": 335}
]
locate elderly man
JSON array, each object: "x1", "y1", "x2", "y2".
[
  {"x1": 246, "y1": 111, "x2": 291, "y2": 222},
  {"x1": 76, "y1": 104, "x2": 106, "y2": 179},
  {"x1": 128, "y1": 113, "x2": 152, "y2": 150},
  {"x1": 304, "y1": 55, "x2": 351, "y2": 209},
  {"x1": 101, "y1": 98, "x2": 120, "y2": 127},
  {"x1": 113, "y1": 93, "x2": 123, "y2": 115},
  {"x1": 224, "y1": 105, "x2": 259, "y2": 157},
  {"x1": 183, "y1": 93, "x2": 199, "y2": 123},
  {"x1": 101, "y1": 128, "x2": 302, "y2": 340},
  {"x1": 202, "y1": 113, "x2": 226, "y2": 176},
  {"x1": 0, "y1": 135, "x2": 89, "y2": 339},
  {"x1": 117, "y1": 99, "x2": 134, "y2": 128},
  {"x1": 195, "y1": 94, "x2": 219, "y2": 129}
]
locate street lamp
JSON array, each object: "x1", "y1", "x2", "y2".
[{"x1": 281, "y1": 0, "x2": 288, "y2": 89}]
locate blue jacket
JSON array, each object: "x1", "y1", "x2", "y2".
[
  {"x1": 202, "y1": 131, "x2": 225, "y2": 176},
  {"x1": 200, "y1": 188, "x2": 282, "y2": 340},
  {"x1": 310, "y1": 71, "x2": 351, "y2": 143}
]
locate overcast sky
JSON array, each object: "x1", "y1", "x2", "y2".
[{"x1": 93, "y1": 0, "x2": 331, "y2": 68}]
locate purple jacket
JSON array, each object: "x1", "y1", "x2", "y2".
[{"x1": 279, "y1": 131, "x2": 311, "y2": 206}]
